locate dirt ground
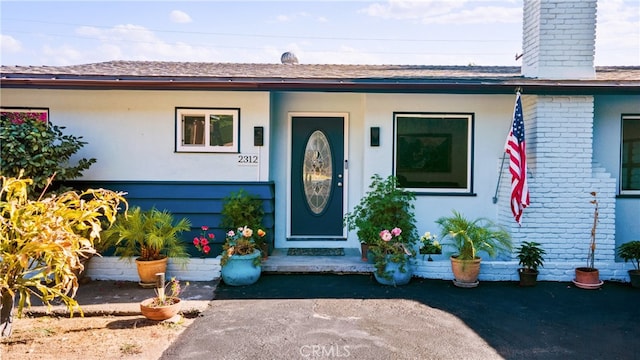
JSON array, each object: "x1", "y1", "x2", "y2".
[{"x1": 1, "y1": 313, "x2": 195, "y2": 360}]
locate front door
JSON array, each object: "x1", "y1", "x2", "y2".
[{"x1": 289, "y1": 115, "x2": 347, "y2": 239}]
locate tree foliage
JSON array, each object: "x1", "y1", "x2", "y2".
[{"x1": 0, "y1": 113, "x2": 96, "y2": 193}]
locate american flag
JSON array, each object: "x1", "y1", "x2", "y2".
[{"x1": 504, "y1": 92, "x2": 529, "y2": 224}]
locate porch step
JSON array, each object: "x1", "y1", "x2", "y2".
[{"x1": 262, "y1": 248, "x2": 374, "y2": 274}]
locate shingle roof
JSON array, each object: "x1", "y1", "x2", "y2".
[
  {"x1": 1, "y1": 61, "x2": 524, "y2": 79},
  {"x1": 2, "y1": 61, "x2": 639, "y2": 93}
]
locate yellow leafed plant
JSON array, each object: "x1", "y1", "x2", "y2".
[{"x1": 0, "y1": 174, "x2": 127, "y2": 338}]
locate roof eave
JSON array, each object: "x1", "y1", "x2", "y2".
[{"x1": 1, "y1": 77, "x2": 639, "y2": 95}]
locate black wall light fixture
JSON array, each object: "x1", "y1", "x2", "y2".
[
  {"x1": 254, "y1": 126, "x2": 264, "y2": 146},
  {"x1": 370, "y1": 127, "x2": 380, "y2": 147}
]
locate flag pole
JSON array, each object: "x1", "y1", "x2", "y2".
[
  {"x1": 492, "y1": 153, "x2": 508, "y2": 204},
  {"x1": 492, "y1": 87, "x2": 523, "y2": 204}
]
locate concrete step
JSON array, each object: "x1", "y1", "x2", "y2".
[{"x1": 262, "y1": 248, "x2": 374, "y2": 274}]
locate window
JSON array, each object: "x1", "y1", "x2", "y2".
[
  {"x1": 0, "y1": 107, "x2": 49, "y2": 124},
  {"x1": 176, "y1": 108, "x2": 239, "y2": 153},
  {"x1": 621, "y1": 114, "x2": 640, "y2": 194},
  {"x1": 394, "y1": 112, "x2": 473, "y2": 193}
]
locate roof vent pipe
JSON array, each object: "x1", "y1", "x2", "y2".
[{"x1": 281, "y1": 52, "x2": 299, "y2": 64}]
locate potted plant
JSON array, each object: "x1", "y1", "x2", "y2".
[
  {"x1": 370, "y1": 227, "x2": 416, "y2": 286},
  {"x1": 617, "y1": 240, "x2": 640, "y2": 288},
  {"x1": 220, "y1": 226, "x2": 267, "y2": 286},
  {"x1": 103, "y1": 206, "x2": 191, "y2": 287},
  {"x1": 515, "y1": 241, "x2": 546, "y2": 286},
  {"x1": 139, "y1": 274, "x2": 184, "y2": 321},
  {"x1": 344, "y1": 174, "x2": 417, "y2": 263},
  {"x1": 574, "y1": 192, "x2": 603, "y2": 289},
  {"x1": 419, "y1": 231, "x2": 442, "y2": 261},
  {"x1": 436, "y1": 210, "x2": 512, "y2": 288},
  {"x1": 220, "y1": 189, "x2": 268, "y2": 259}
]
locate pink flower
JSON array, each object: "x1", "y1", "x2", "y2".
[
  {"x1": 391, "y1": 227, "x2": 402, "y2": 237},
  {"x1": 380, "y1": 229, "x2": 392, "y2": 242},
  {"x1": 227, "y1": 230, "x2": 235, "y2": 237},
  {"x1": 201, "y1": 225, "x2": 209, "y2": 231},
  {"x1": 200, "y1": 238, "x2": 209, "y2": 246},
  {"x1": 242, "y1": 227, "x2": 253, "y2": 238},
  {"x1": 203, "y1": 245, "x2": 211, "y2": 254},
  {"x1": 208, "y1": 233, "x2": 215, "y2": 239},
  {"x1": 193, "y1": 237, "x2": 200, "y2": 245}
]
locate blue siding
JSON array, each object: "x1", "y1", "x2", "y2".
[{"x1": 66, "y1": 180, "x2": 275, "y2": 257}]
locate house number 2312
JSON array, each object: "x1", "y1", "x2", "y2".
[{"x1": 237, "y1": 154, "x2": 259, "y2": 165}]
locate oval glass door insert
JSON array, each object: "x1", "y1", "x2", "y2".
[{"x1": 303, "y1": 130, "x2": 333, "y2": 214}]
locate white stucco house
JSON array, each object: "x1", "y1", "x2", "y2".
[{"x1": 1, "y1": 0, "x2": 639, "y2": 283}]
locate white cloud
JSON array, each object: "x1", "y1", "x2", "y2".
[
  {"x1": 41, "y1": 44, "x2": 84, "y2": 66},
  {"x1": 360, "y1": 0, "x2": 521, "y2": 24},
  {"x1": 70, "y1": 24, "x2": 224, "y2": 63},
  {"x1": 595, "y1": 0, "x2": 640, "y2": 65},
  {"x1": 170, "y1": 10, "x2": 192, "y2": 24},
  {"x1": 1, "y1": 34, "x2": 22, "y2": 53},
  {"x1": 274, "y1": 11, "x2": 310, "y2": 23}
]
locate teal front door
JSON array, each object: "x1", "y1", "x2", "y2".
[{"x1": 290, "y1": 115, "x2": 346, "y2": 238}]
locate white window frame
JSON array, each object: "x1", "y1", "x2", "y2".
[
  {"x1": 621, "y1": 114, "x2": 640, "y2": 195},
  {"x1": 393, "y1": 112, "x2": 474, "y2": 194},
  {"x1": 175, "y1": 107, "x2": 239, "y2": 153}
]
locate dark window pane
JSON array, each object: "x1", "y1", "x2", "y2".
[
  {"x1": 209, "y1": 114, "x2": 233, "y2": 146},
  {"x1": 622, "y1": 117, "x2": 640, "y2": 191},
  {"x1": 395, "y1": 115, "x2": 469, "y2": 190},
  {"x1": 183, "y1": 115, "x2": 205, "y2": 145}
]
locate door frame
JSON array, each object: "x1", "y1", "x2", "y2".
[{"x1": 286, "y1": 112, "x2": 349, "y2": 239}]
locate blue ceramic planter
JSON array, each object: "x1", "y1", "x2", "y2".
[
  {"x1": 374, "y1": 255, "x2": 413, "y2": 286},
  {"x1": 221, "y1": 250, "x2": 262, "y2": 286}
]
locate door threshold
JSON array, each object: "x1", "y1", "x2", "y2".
[{"x1": 262, "y1": 248, "x2": 374, "y2": 274}]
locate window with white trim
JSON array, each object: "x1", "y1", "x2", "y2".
[
  {"x1": 176, "y1": 108, "x2": 239, "y2": 153},
  {"x1": 394, "y1": 112, "x2": 473, "y2": 193},
  {"x1": 621, "y1": 114, "x2": 640, "y2": 194}
]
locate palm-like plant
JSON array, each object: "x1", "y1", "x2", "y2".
[
  {"x1": 436, "y1": 210, "x2": 512, "y2": 260},
  {"x1": 104, "y1": 207, "x2": 190, "y2": 261}
]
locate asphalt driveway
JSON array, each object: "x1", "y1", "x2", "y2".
[{"x1": 161, "y1": 274, "x2": 639, "y2": 360}]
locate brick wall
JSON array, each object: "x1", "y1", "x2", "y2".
[
  {"x1": 484, "y1": 95, "x2": 619, "y2": 282},
  {"x1": 86, "y1": 257, "x2": 221, "y2": 282},
  {"x1": 522, "y1": 0, "x2": 596, "y2": 79}
]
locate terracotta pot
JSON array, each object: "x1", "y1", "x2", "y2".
[
  {"x1": 136, "y1": 257, "x2": 168, "y2": 287},
  {"x1": 518, "y1": 268, "x2": 539, "y2": 287},
  {"x1": 260, "y1": 242, "x2": 269, "y2": 260},
  {"x1": 140, "y1": 297, "x2": 181, "y2": 321},
  {"x1": 360, "y1": 243, "x2": 369, "y2": 262},
  {"x1": 574, "y1": 267, "x2": 602, "y2": 289},
  {"x1": 450, "y1": 256, "x2": 481, "y2": 287}
]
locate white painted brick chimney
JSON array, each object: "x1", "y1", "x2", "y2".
[{"x1": 522, "y1": 0, "x2": 597, "y2": 79}]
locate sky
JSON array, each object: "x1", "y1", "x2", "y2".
[{"x1": 1, "y1": 0, "x2": 638, "y2": 67}]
